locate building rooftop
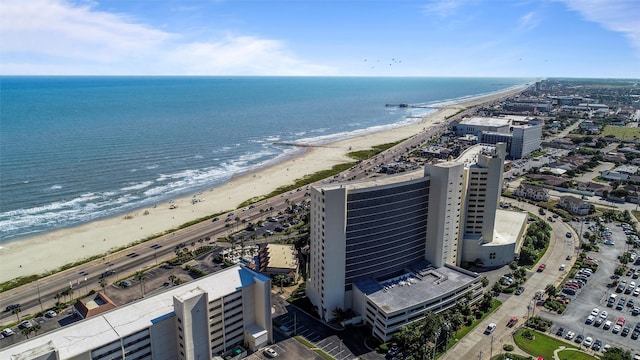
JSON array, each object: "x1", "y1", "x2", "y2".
[
  {"x1": 1, "y1": 265, "x2": 269, "y2": 359},
  {"x1": 317, "y1": 168, "x2": 426, "y2": 192},
  {"x1": 264, "y1": 244, "x2": 297, "y2": 270},
  {"x1": 491, "y1": 209, "x2": 528, "y2": 245},
  {"x1": 460, "y1": 117, "x2": 510, "y2": 127},
  {"x1": 354, "y1": 261, "x2": 478, "y2": 314}
]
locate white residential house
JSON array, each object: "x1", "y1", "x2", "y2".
[
  {"x1": 513, "y1": 183, "x2": 550, "y2": 201},
  {"x1": 558, "y1": 195, "x2": 592, "y2": 215}
]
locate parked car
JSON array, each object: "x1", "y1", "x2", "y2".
[
  {"x1": 19, "y1": 320, "x2": 32, "y2": 329},
  {"x1": 592, "y1": 339, "x2": 602, "y2": 351},
  {"x1": 1, "y1": 328, "x2": 15, "y2": 337},
  {"x1": 45, "y1": 310, "x2": 57, "y2": 318},
  {"x1": 263, "y1": 347, "x2": 278, "y2": 358},
  {"x1": 515, "y1": 286, "x2": 525, "y2": 295},
  {"x1": 622, "y1": 326, "x2": 631, "y2": 337},
  {"x1": 556, "y1": 327, "x2": 565, "y2": 336}
]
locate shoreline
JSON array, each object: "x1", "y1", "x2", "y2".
[{"x1": 0, "y1": 87, "x2": 524, "y2": 284}]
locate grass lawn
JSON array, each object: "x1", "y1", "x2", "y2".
[
  {"x1": 513, "y1": 329, "x2": 597, "y2": 360},
  {"x1": 602, "y1": 125, "x2": 640, "y2": 141},
  {"x1": 557, "y1": 349, "x2": 599, "y2": 360}
]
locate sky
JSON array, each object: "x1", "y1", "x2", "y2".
[{"x1": 0, "y1": 0, "x2": 639, "y2": 78}]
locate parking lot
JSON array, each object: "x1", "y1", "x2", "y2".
[{"x1": 544, "y1": 220, "x2": 640, "y2": 353}]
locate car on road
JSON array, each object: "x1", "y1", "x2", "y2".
[
  {"x1": 263, "y1": 347, "x2": 278, "y2": 358},
  {"x1": 537, "y1": 264, "x2": 546, "y2": 272},
  {"x1": 507, "y1": 317, "x2": 518, "y2": 328},
  {"x1": 485, "y1": 323, "x2": 497, "y2": 334},
  {"x1": 515, "y1": 286, "x2": 524, "y2": 295},
  {"x1": 566, "y1": 232, "x2": 572, "y2": 238},
  {"x1": 566, "y1": 255, "x2": 572, "y2": 260},
  {"x1": 5, "y1": 304, "x2": 20, "y2": 312}
]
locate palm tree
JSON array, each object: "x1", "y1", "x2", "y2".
[
  {"x1": 11, "y1": 306, "x2": 21, "y2": 322},
  {"x1": 135, "y1": 271, "x2": 147, "y2": 297},
  {"x1": 545, "y1": 284, "x2": 557, "y2": 297},
  {"x1": 21, "y1": 327, "x2": 33, "y2": 339},
  {"x1": 273, "y1": 274, "x2": 287, "y2": 293},
  {"x1": 99, "y1": 278, "x2": 108, "y2": 296},
  {"x1": 168, "y1": 274, "x2": 177, "y2": 285},
  {"x1": 33, "y1": 324, "x2": 41, "y2": 336}
]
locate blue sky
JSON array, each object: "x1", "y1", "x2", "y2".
[{"x1": 1, "y1": 0, "x2": 639, "y2": 78}]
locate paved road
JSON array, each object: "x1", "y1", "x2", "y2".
[{"x1": 442, "y1": 201, "x2": 578, "y2": 360}]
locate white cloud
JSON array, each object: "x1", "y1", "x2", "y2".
[
  {"x1": 168, "y1": 35, "x2": 335, "y2": 76},
  {"x1": 422, "y1": 0, "x2": 464, "y2": 17},
  {"x1": 557, "y1": 0, "x2": 640, "y2": 56},
  {"x1": 0, "y1": 0, "x2": 332, "y2": 75},
  {"x1": 518, "y1": 11, "x2": 540, "y2": 31}
]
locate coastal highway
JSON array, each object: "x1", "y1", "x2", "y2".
[{"x1": 0, "y1": 190, "x2": 297, "y2": 327}]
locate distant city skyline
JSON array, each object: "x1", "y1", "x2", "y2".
[{"x1": 1, "y1": 0, "x2": 639, "y2": 78}]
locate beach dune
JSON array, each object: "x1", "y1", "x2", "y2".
[{"x1": 0, "y1": 89, "x2": 522, "y2": 284}]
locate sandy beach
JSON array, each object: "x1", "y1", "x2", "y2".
[{"x1": 0, "y1": 88, "x2": 523, "y2": 284}]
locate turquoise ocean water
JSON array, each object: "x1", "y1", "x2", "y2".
[{"x1": 0, "y1": 76, "x2": 535, "y2": 242}]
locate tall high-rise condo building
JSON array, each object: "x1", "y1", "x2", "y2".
[{"x1": 307, "y1": 162, "x2": 480, "y2": 337}]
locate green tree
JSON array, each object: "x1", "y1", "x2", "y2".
[
  {"x1": 99, "y1": 278, "x2": 108, "y2": 296},
  {"x1": 545, "y1": 284, "x2": 557, "y2": 297},
  {"x1": 273, "y1": 274, "x2": 287, "y2": 293},
  {"x1": 601, "y1": 347, "x2": 632, "y2": 360},
  {"x1": 134, "y1": 271, "x2": 147, "y2": 298},
  {"x1": 11, "y1": 306, "x2": 21, "y2": 322}
]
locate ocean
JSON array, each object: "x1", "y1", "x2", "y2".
[{"x1": 0, "y1": 76, "x2": 535, "y2": 242}]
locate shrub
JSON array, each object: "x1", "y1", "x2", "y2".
[{"x1": 503, "y1": 344, "x2": 514, "y2": 352}]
